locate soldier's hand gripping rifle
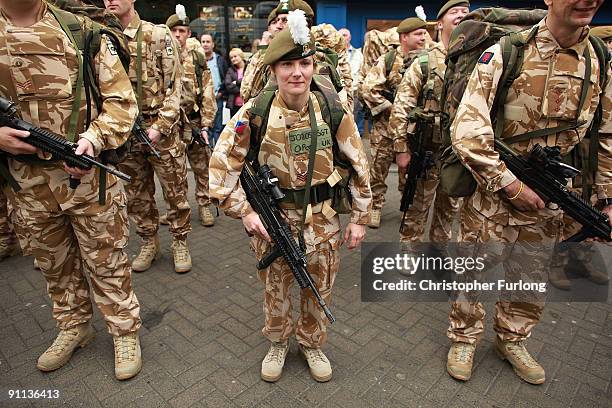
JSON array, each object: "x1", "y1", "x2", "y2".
[
  {"x1": 399, "y1": 119, "x2": 434, "y2": 233},
  {"x1": 190, "y1": 126, "x2": 208, "y2": 148},
  {"x1": 240, "y1": 161, "x2": 336, "y2": 323},
  {"x1": 495, "y1": 139, "x2": 611, "y2": 242},
  {"x1": 132, "y1": 115, "x2": 161, "y2": 159},
  {"x1": 0, "y1": 96, "x2": 131, "y2": 184}
]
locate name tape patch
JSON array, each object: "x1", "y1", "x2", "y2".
[{"x1": 288, "y1": 124, "x2": 332, "y2": 155}]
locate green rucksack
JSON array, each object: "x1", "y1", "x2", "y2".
[
  {"x1": 247, "y1": 74, "x2": 354, "y2": 214},
  {"x1": 438, "y1": 7, "x2": 609, "y2": 198},
  {"x1": 48, "y1": 0, "x2": 131, "y2": 140}
]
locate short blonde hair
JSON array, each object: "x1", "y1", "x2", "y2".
[{"x1": 229, "y1": 48, "x2": 245, "y2": 61}]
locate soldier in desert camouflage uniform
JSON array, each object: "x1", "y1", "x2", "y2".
[
  {"x1": 105, "y1": 0, "x2": 192, "y2": 274},
  {"x1": 166, "y1": 7, "x2": 218, "y2": 227},
  {"x1": 361, "y1": 15, "x2": 428, "y2": 228},
  {"x1": 591, "y1": 26, "x2": 612, "y2": 53},
  {"x1": 448, "y1": 0, "x2": 611, "y2": 385},
  {"x1": 240, "y1": 6, "x2": 288, "y2": 104},
  {"x1": 0, "y1": 0, "x2": 141, "y2": 380},
  {"x1": 239, "y1": 0, "x2": 353, "y2": 110},
  {"x1": 0, "y1": 189, "x2": 19, "y2": 260},
  {"x1": 389, "y1": 1, "x2": 469, "y2": 241},
  {"x1": 210, "y1": 20, "x2": 371, "y2": 383}
]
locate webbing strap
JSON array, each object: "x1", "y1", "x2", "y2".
[
  {"x1": 136, "y1": 25, "x2": 143, "y2": 113},
  {"x1": 48, "y1": 5, "x2": 84, "y2": 142},
  {"x1": 300, "y1": 97, "x2": 319, "y2": 231}
]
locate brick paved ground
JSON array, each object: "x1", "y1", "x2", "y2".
[{"x1": 1, "y1": 159, "x2": 611, "y2": 408}]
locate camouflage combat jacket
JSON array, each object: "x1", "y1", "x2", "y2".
[
  {"x1": 0, "y1": 2, "x2": 137, "y2": 213},
  {"x1": 181, "y1": 37, "x2": 216, "y2": 130}
]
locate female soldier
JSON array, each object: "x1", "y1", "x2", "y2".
[{"x1": 209, "y1": 11, "x2": 371, "y2": 383}]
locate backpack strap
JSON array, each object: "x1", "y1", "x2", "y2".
[
  {"x1": 136, "y1": 25, "x2": 143, "y2": 113},
  {"x1": 416, "y1": 53, "x2": 431, "y2": 108},
  {"x1": 47, "y1": 5, "x2": 85, "y2": 143},
  {"x1": 191, "y1": 50, "x2": 205, "y2": 107},
  {"x1": 246, "y1": 88, "x2": 276, "y2": 163},
  {"x1": 384, "y1": 48, "x2": 397, "y2": 77},
  {"x1": 581, "y1": 35, "x2": 610, "y2": 198},
  {"x1": 311, "y1": 75, "x2": 351, "y2": 170}
]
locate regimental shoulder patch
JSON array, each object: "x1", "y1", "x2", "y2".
[
  {"x1": 107, "y1": 41, "x2": 118, "y2": 56},
  {"x1": 479, "y1": 51, "x2": 494, "y2": 64}
]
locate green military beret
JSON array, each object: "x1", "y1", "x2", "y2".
[
  {"x1": 397, "y1": 17, "x2": 427, "y2": 34},
  {"x1": 267, "y1": 8, "x2": 278, "y2": 25},
  {"x1": 437, "y1": 0, "x2": 470, "y2": 19},
  {"x1": 262, "y1": 27, "x2": 316, "y2": 66},
  {"x1": 166, "y1": 5, "x2": 189, "y2": 29},
  {"x1": 591, "y1": 26, "x2": 612, "y2": 41},
  {"x1": 278, "y1": 0, "x2": 315, "y2": 20}
]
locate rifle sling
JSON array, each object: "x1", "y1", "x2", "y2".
[
  {"x1": 300, "y1": 97, "x2": 319, "y2": 231},
  {"x1": 136, "y1": 25, "x2": 143, "y2": 113}
]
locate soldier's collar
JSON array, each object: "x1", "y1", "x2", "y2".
[
  {"x1": 123, "y1": 11, "x2": 142, "y2": 39},
  {"x1": 274, "y1": 90, "x2": 313, "y2": 116},
  {"x1": 536, "y1": 18, "x2": 590, "y2": 60}
]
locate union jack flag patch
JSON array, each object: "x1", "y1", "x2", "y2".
[{"x1": 235, "y1": 121, "x2": 248, "y2": 134}]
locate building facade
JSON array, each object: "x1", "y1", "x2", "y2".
[{"x1": 136, "y1": 0, "x2": 612, "y2": 55}]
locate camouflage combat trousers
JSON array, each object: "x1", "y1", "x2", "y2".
[
  {"x1": 252, "y1": 235, "x2": 339, "y2": 348},
  {"x1": 7, "y1": 187, "x2": 141, "y2": 335},
  {"x1": 0, "y1": 188, "x2": 16, "y2": 242},
  {"x1": 118, "y1": 139, "x2": 192, "y2": 239},
  {"x1": 369, "y1": 114, "x2": 398, "y2": 211},
  {"x1": 186, "y1": 142, "x2": 212, "y2": 207},
  {"x1": 399, "y1": 164, "x2": 462, "y2": 243},
  {"x1": 448, "y1": 202, "x2": 561, "y2": 344}
]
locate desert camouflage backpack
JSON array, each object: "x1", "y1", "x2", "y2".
[{"x1": 437, "y1": 7, "x2": 547, "y2": 197}]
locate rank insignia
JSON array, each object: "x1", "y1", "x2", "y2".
[{"x1": 479, "y1": 52, "x2": 494, "y2": 64}]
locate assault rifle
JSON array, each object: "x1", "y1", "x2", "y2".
[
  {"x1": 131, "y1": 115, "x2": 161, "y2": 159},
  {"x1": 0, "y1": 96, "x2": 131, "y2": 184},
  {"x1": 399, "y1": 120, "x2": 434, "y2": 233},
  {"x1": 495, "y1": 139, "x2": 611, "y2": 242},
  {"x1": 240, "y1": 161, "x2": 335, "y2": 323}
]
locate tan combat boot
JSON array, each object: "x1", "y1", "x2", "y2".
[
  {"x1": 159, "y1": 213, "x2": 169, "y2": 225},
  {"x1": 132, "y1": 235, "x2": 160, "y2": 272},
  {"x1": 199, "y1": 205, "x2": 215, "y2": 227},
  {"x1": 447, "y1": 342, "x2": 476, "y2": 381},
  {"x1": 37, "y1": 323, "x2": 95, "y2": 371},
  {"x1": 300, "y1": 345, "x2": 332, "y2": 382},
  {"x1": 171, "y1": 237, "x2": 192, "y2": 273},
  {"x1": 261, "y1": 341, "x2": 289, "y2": 382},
  {"x1": 368, "y1": 209, "x2": 381, "y2": 229},
  {"x1": 113, "y1": 332, "x2": 142, "y2": 380},
  {"x1": 0, "y1": 236, "x2": 20, "y2": 261},
  {"x1": 495, "y1": 338, "x2": 545, "y2": 385}
]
